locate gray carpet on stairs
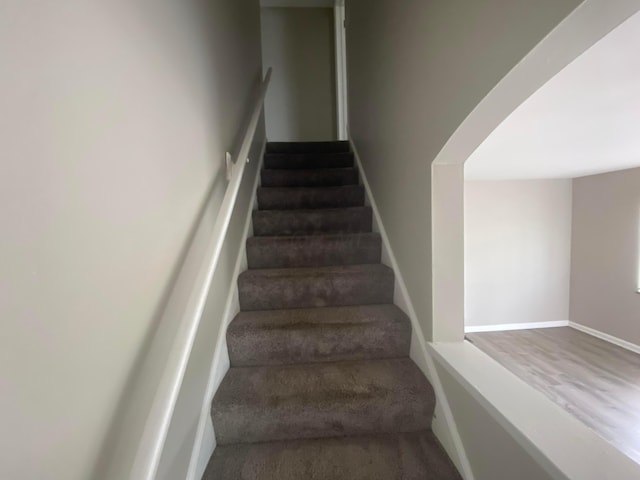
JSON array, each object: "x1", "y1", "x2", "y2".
[
  {"x1": 204, "y1": 141, "x2": 461, "y2": 479},
  {"x1": 212, "y1": 358, "x2": 434, "y2": 445},
  {"x1": 257, "y1": 185, "x2": 365, "y2": 210},
  {"x1": 204, "y1": 431, "x2": 459, "y2": 480},
  {"x1": 261, "y1": 167, "x2": 359, "y2": 187},
  {"x1": 246, "y1": 232, "x2": 381, "y2": 269},
  {"x1": 227, "y1": 304, "x2": 411, "y2": 366}
]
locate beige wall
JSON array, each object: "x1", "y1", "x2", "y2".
[
  {"x1": 465, "y1": 180, "x2": 573, "y2": 328},
  {"x1": 261, "y1": 7, "x2": 337, "y2": 141},
  {"x1": 0, "y1": 1, "x2": 263, "y2": 479},
  {"x1": 570, "y1": 167, "x2": 640, "y2": 345},
  {"x1": 345, "y1": 0, "x2": 582, "y2": 340}
]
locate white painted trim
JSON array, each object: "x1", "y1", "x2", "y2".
[
  {"x1": 186, "y1": 144, "x2": 266, "y2": 480},
  {"x1": 569, "y1": 322, "x2": 640, "y2": 355},
  {"x1": 349, "y1": 139, "x2": 474, "y2": 480},
  {"x1": 465, "y1": 320, "x2": 569, "y2": 333},
  {"x1": 106, "y1": 71, "x2": 272, "y2": 480},
  {"x1": 334, "y1": 3, "x2": 348, "y2": 140},
  {"x1": 431, "y1": 342, "x2": 640, "y2": 480}
]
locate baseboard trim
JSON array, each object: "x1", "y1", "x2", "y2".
[
  {"x1": 569, "y1": 322, "x2": 640, "y2": 355},
  {"x1": 465, "y1": 320, "x2": 569, "y2": 333},
  {"x1": 349, "y1": 138, "x2": 474, "y2": 480},
  {"x1": 186, "y1": 140, "x2": 266, "y2": 480}
]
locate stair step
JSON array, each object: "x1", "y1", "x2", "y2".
[
  {"x1": 253, "y1": 207, "x2": 372, "y2": 236},
  {"x1": 238, "y1": 264, "x2": 394, "y2": 311},
  {"x1": 257, "y1": 185, "x2": 365, "y2": 210},
  {"x1": 227, "y1": 305, "x2": 411, "y2": 367},
  {"x1": 211, "y1": 358, "x2": 434, "y2": 445},
  {"x1": 261, "y1": 168, "x2": 358, "y2": 187},
  {"x1": 203, "y1": 431, "x2": 462, "y2": 480},
  {"x1": 266, "y1": 140, "x2": 350, "y2": 154},
  {"x1": 247, "y1": 233, "x2": 381, "y2": 269},
  {"x1": 264, "y1": 152, "x2": 354, "y2": 170}
]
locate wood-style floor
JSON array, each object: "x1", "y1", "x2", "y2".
[{"x1": 467, "y1": 327, "x2": 640, "y2": 465}]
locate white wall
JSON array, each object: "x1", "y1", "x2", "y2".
[
  {"x1": 0, "y1": 1, "x2": 263, "y2": 479},
  {"x1": 345, "y1": 0, "x2": 582, "y2": 340},
  {"x1": 464, "y1": 180, "x2": 573, "y2": 328},
  {"x1": 570, "y1": 167, "x2": 640, "y2": 346},
  {"x1": 261, "y1": 7, "x2": 337, "y2": 141},
  {"x1": 464, "y1": 10, "x2": 640, "y2": 181}
]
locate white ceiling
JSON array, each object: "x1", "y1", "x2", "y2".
[
  {"x1": 465, "y1": 11, "x2": 640, "y2": 180},
  {"x1": 260, "y1": 0, "x2": 335, "y2": 7}
]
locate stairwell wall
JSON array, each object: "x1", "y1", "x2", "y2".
[
  {"x1": 0, "y1": 1, "x2": 263, "y2": 479},
  {"x1": 345, "y1": 0, "x2": 582, "y2": 341}
]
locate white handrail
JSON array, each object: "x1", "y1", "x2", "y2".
[{"x1": 130, "y1": 68, "x2": 272, "y2": 480}]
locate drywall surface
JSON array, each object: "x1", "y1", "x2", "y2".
[
  {"x1": 431, "y1": 342, "x2": 640, "y2": 480},
  {"x1": 155, "y1": 128, "x2": 264, "y2": 480},
  {"x1": 345, "y1": 0, "x2": 582, "y2": 340},
  {"x1": 434, "y1": 363, "x2": 555, "y2": 480},
  {"x1": 465, "y1": 10, "x2": 640, "y2": 180},
  {"x1": 261, "y1": 7, "x2": 337, "y2": 141},
  {"x1": 0, "y1": 1, "x2": 263, "y2": 479},
  {"x1": 465, "y1": 180, "x2": 573, "y2": 328},
  {"x1": 570, "y1": 167, "x2": 640, "y2": 345}
]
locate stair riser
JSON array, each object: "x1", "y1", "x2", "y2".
[
  {"x1": 238, "y1": 271, "x2": 394, "y2": 311},
  {"x1": 253, "y1": 208, "x2": 372, "y2": 236},
  {"x1": 261, "y1": 169, "x2": 358, "y2": 187},
  {"x1": 264, "y1": 153, "x2": 354, "y2": 170},
  {"x1": 247, "y1": 234, "x2": 381, "y2": 269},
  {"x1": 266, "y1": 141, "x2": 350, "y2": 154},
  {"x1": 257, "y1": 186, "x2": 365, "y2": 210},
  {"x1": 227, "y1": 318, "x2": 411, "y2": 367}
]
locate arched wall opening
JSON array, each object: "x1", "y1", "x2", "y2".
[{"x1": 431, "y1": 0, "x2": 640, "y2": 342}]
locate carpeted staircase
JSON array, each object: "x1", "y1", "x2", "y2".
[{"x1": 203, "y1": 141, "x2": 461, "y2": 480}]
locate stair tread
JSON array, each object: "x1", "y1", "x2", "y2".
[
  {"x1": 239, "y1": 263, "x2": 392, "y2": 280},
  {"x1": 212, "y1": 357, "x2": 434, "y2": 444},
  {"x1": 230, "y1": 304, "x2": 408, "y2": 329},
  {"x1": 264, "y1": 152, "x2": 354, "y2": 170},
  {"x1": 254, "y1": 205, "x2": 370, "y2": 214},
  {"x1": 253, "y1": 206, "x2": 372, "y2": 236},
  {"x1": 247, "y1": 232, "x2": 381, "y2": 269},
  {"x1": 247, "y1": 231, "x2": 380, "y2": 243},
  {"x1": 261, "y1": 167, "x2": 358, "y2": 187},
  {"x1": 266, "y1": 141, "x2": 350, "y2": 154},
  {"x1": 263, "y1": 167, "x2": 357, "y2": 175},
  {"x1": 258, "y1": 184, "x2": 363, "y2": 191},
  {"x1": 257, "y1": 185, "x2": 364, "y2": 210},
  {"x1": 204, "y1": 431, "x2": 462, "y2": 480},
  {"x1": 227, "y1": 305, "x2": 411, "y2": 366}
]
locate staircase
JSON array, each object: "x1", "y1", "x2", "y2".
[{"x1": 203, "y1": 141, "x2": 461, "y2": 479}]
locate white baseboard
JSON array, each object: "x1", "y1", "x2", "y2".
[
  {"x1": 569, "y1": 322, "x2": 640, "y2": 355},
  {"x1": 186, "y1": 141, "x2": 266, "y2": 480},
  {"x1": 465, "y1": 320, "x2": 569, "y2": 333},
  {"x1": 349, "y1": 139, "x2": 474, "y2": 480}
]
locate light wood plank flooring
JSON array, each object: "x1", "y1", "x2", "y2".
[{"x1": 467, "y1": 327, "x2": 640, "y2": 464}]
